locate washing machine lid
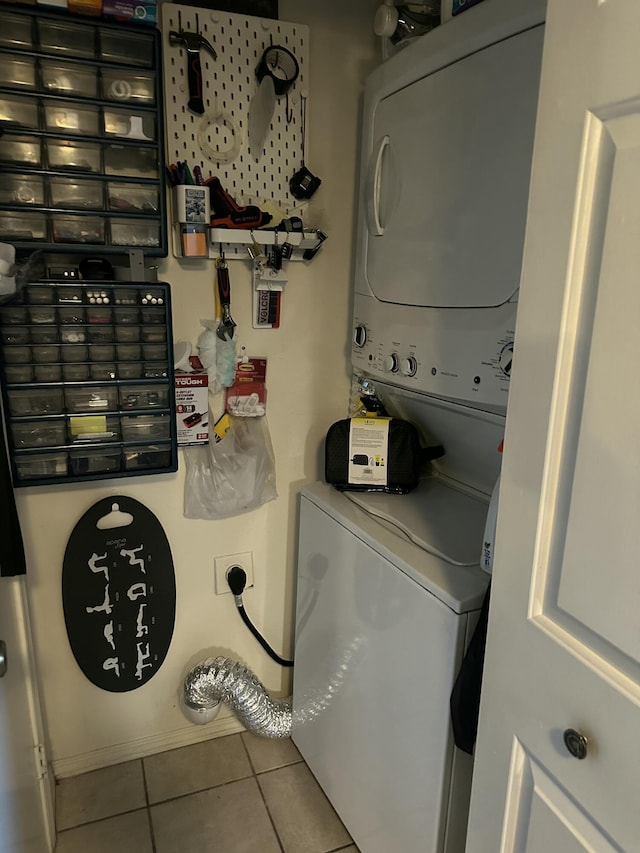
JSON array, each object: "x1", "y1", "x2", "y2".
[
  {"x1": 300, "y1": 481, "x2": 488, "y2": 613},
  {"x1": 347, "y1": 477, "x2": 487, "y2": 566}
]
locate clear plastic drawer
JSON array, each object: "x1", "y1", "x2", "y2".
[
  {"x1": 52, "y1": 216, "x2": 105, "y2": 245},
  {"x1": 102, "y1": 71, "x2": 155, "y2": 104},
  {"x1": 111, "y1": 220, "x2": 160, "y2": 248},
  {"x1": 41, "y1": 61, "x2": 98, "y2": 98},
  {"x1": 69, "y1": 447, "x2": 121, "y2": 475},
  {"x1": 104, "y1": 145, "x2": 157, "y2": 178},
  {"x1": 32, "y1": 345, "x2": 60, "y2": 363},
  {"x1": 120, "y1": 385, "x2": 169, "y2": 410},
  {"x1": 100, "y1": 30, "x2": 154, "y2": 66},
  {"x1": 50, "y1": 178, "x2": 103, "y2": 210},
  {"x1": 0, "y1": 14, "x2": 33, "y2": 50},
  {"x1": 15, "y1": 453, "x2": 68, "y2": 480},
  {"x1": 68, "y1": 414, "x2": 120, "y2": 443},
  {"x1": 8, "y1": 388, "x2": 64, "y2": 416},
  {"x1": 123, "y1": 444, "x2": 171, "y2": 471},
  {"x1": 3, "y1": 345, "x2": 31, "y2": 364},
  {"x1": 0, "y1": 135, "x2": 41, "y2": 168},
  {"x1": 12, "y1": 421, "x2": 66, "y2": 449},
  {"x1": 65, "y1": 386, "x2": 118, "y2": 413},
  {"x1": 0, "y1": 56, "x2": 36, "y2": 89},
  {"x1": 0, "y1": 96, "x2": 39, "y2": 130},
  {"x1": 35, "y1": 364, "x2": 62, "y2": 382},
  {"x1": 104, "y1": 109, "x2": 156, "y2": 142},
  {"x1": 62, "y1": 364, "x2": 90, "y2": 382},
  {"x1": 47, "y1": 140, "x2": 101, "y2": 173},
  {"x1": 1, "y1": 327, "x2": 30, "y2": 345},
  {"x1": 45, "y1": 104, "x2": 99, "y2": 137},
  {"x1": 5, "y1": 365, "x2": 33, "y2": 383},
  {"x1": 0, "y1": 213, "x2": 46, "y2": 241},
  {"x1": 0, "y1": 175, "x2": 44, "y2": 206},
  {"x1": 108, "y1": 183, "x2": 159, "y2": 214},
  {"x1": 121, "y1": 413, "x2": 170, "y2": 441},
  {"x1": 38, "y1": 20, "x2": 96, "y2": 58}
]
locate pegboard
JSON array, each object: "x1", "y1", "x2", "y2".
[{"x1": 161, "y1": 4, "x2": 309, "y2": 213}]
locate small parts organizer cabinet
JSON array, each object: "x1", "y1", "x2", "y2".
[
  {"x1": 0, "y1": 282, "x2": 177, "y2": 486},
  {"x1": 0, "y1": 5, "x2": 167, "y2": 255}
]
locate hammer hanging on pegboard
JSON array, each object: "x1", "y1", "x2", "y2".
[{"x1": 169, "y1": 12, "x2": 217, "y2": 116}]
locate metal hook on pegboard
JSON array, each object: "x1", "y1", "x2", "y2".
[{"x1": 255, "y1": 44, "x2": 299, "y2": 126}]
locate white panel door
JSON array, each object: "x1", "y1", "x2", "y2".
[
  {"x1": 0, "y1": 576, "x2": 54, "y2": 853},
  {"x1": 467, "y1": 1, "x2": 640, "y2": 850},
  {"x1": 365, "y1": 26, "x2": 542, "y2": 309}
]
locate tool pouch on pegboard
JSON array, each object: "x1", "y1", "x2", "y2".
[{"x1": 325, "y1": 417, "x2": 422, "y2": 494}]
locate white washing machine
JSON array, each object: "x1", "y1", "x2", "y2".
[{"x1": 292, "y1": 478, "x2": 488, "y2": 852}]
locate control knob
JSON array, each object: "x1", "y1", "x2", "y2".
[
  {"x1": 498, "y1": 342, "x2": 514, "y2": 376},
  {"x1": 400, "y1": 356, "x2": 418, "y2": 377},
  {"x1": 353, "y1": 325, "x2": 367, "y2": 348},
  {"x1": 383, "y1": 353, "x2": 399, "y2": 373}
]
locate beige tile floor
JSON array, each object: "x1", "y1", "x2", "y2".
[{"x1": 54, "y1": 732, "x2": 359, "y2": 853}]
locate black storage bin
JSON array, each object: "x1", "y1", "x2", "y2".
[{"x1": 325, "y1": 417, "x2": 422, "y2": 494}]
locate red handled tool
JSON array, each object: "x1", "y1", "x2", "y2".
[
  {"x1": 216, "y1": 258, "x2": 236, "y2": 341},
  {"x1": 206, "y1": 177, "x2": 272, "y2": 229}
]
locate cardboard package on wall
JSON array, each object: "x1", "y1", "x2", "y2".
[
  {"x1": 225, "y1": 357, "x2": 267, "y2": 417},
  {"x1": 102, "y1": 0, "x2": 157, "y2": 24},
  {"x1": 175, "y1": 370, "x2": 209, "y2": 446}
]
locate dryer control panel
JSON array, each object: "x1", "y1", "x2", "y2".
[{"x1": 352, "y1": 293, "x2": 515, "y2": 412}]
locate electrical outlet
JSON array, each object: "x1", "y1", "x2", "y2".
[{"x1": 215, "y1": 552, "x2": 254, "y2": 595}]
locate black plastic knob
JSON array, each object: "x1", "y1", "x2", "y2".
[
  {"x1": 354, "y1": 325, "x2": 367, "y2": 348},
  {"x1": 563, "y1": 728, "x2": 588, "y2": 759}
]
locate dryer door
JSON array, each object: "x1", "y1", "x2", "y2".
[{"x1": 364, "y1": 25, "x2": 542, "y2": 309}]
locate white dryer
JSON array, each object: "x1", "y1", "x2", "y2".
[{"x1": 292, "y1": 1, "x2": 545, "y2": 851}]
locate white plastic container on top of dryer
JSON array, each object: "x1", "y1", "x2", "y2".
[{"x1": 352, "y1": 0, "x2": 546, "y2": 410}]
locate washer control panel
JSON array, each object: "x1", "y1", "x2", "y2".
[{"x1": 351, "y1": 294, "x2": 516, "y2": 410}]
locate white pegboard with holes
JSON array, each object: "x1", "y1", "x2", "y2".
[{"x1": 161, "y1": 3, "x2": 309, "y2": 215}]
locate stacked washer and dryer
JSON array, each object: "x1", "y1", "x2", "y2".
[{"x1": 291, "y1": 1, "x2": 545, "y2": 852}]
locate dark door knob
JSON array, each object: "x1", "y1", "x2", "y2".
[{"x1": 563, "y1": 728, "x2": 588, "y2": 759}]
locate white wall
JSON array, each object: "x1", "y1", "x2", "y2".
[{"x1": 19, "y1": 0, "x2": 379, "y2": 777}]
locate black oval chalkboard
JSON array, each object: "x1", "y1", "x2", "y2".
[{"x1": 62, "y1": 496, "x2": 176, "y2": 692}]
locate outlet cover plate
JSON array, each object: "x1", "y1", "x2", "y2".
[{"x1": 215, "y1": 552, "x2": 254, "y2": 595}]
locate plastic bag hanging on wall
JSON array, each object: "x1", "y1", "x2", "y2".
[{"x1": 183, "y1": 416, "x2": 277, "y2": 519}]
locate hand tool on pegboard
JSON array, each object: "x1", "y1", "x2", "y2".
[
  {"x1": 206, "y1": 177, "x2": 272, "y2": 229},
  {"x1": 169, "y1": 12, "x2": 217, "y2": 116},
  {"x1": 216, "y1": 255, "x2": 236, "y2": 342},
  {"x1": 215, "y1": 254, "x2": 237, "y2": 387}
]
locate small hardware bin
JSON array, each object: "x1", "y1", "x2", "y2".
[
  {"x1": 123, "y1": 444, "x2": 171, "y2": 471},
  {"x1": 15, "y1": 453, "x2": 68, "y2": 481}
]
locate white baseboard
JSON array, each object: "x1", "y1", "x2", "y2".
[{"x1": 52, "y1": 710, "x2": 245, "y2": 779}]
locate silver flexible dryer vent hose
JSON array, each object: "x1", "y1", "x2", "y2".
[{"x1": 183, "y1": 656, "x2": 292, "y2": 738}]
